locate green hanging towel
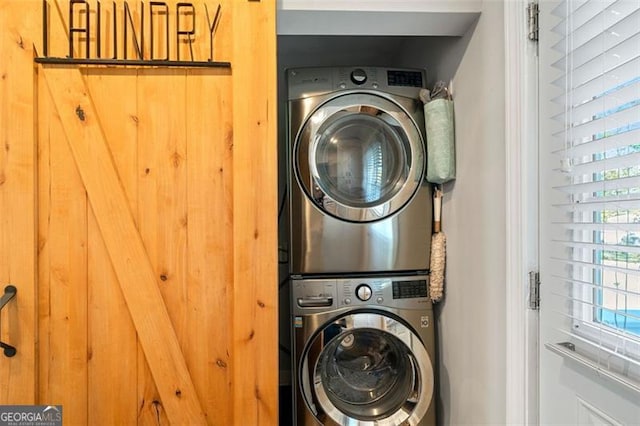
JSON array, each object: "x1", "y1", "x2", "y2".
[{"x1": 422, "y1": 86, "x2": 456, "y2": 184}]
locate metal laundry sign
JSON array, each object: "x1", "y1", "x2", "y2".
[{"x1": 35, "y1": 0, "x2": 229, "y2": 68}]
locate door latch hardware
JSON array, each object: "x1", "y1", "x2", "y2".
[
  {"x1": 558, "y1": 341, "x2": 575, "y2": 351},
  {"x1": 0, "y1": 285, "x2": 17, "y2": 357}
]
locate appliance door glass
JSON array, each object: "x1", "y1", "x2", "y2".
[
  {"x1": 296, "y1": 93, "x2": 424, "y2": 222},
  {"x1": 300, "y1": 312, "x2": 433, "y2": 425}
]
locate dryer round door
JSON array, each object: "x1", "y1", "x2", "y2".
[
  {"x1": 299, "y1": 312, "x2": 433, "y2": 425},
  {"x1": 295, "y1": 92, "x2": 425, "y2": 223}
]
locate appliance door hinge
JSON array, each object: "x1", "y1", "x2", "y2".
[
  {"x1": 528, "y1": 271, "x2": 540, "y2": 310},
  {"x1": 527, "y1": 2, "x2": 539, "y2": 42}
]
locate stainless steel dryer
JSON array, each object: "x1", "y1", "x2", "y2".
[
  {"x1": 291, "y1": 275, "x2": 436, "y2": 425},
  {"x1": 287, "y1": 67, "x2": 432, "y2": 275}
]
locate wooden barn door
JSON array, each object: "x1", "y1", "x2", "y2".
[{"x1": 0, "y1": 1, "x2": 276, "y2": 425}]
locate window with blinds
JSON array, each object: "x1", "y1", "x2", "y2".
[{"x1": 548, "y1": 0, "x2": 640, "y2": 387}]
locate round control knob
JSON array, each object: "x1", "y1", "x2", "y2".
[
  {"x1": 350, "y1": 69, "x2": 367, "y2": 85},
  {"x1": 344, "y1": 298, "x2": 352, "y2": 305},
  {"x1": 356, "y1": 284, "x2": 372, "y2": 301},
  {"x1": 376, "y1": 297, "x2": 384, "y2": 304}
]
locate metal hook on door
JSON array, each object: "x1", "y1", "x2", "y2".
[{"x1": 0, "y1": 285, "x2": 17, "y2": 357}]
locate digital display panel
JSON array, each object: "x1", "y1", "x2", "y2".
[
  {"x1": 392, "y1": 280, "x2": 428, "y2": 299},
  {"x1": 387, "y1": 70, "x2": 423, "y2": 87}
]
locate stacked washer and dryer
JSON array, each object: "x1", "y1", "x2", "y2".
[{"x1": 287, "y1": 67, "x2": 437, "y2": 425}]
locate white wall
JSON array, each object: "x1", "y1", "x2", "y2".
[
  {"x1": 396, "y1": 2, "x2": 508, "y2": 424},
  {"x1": 434, "y1": 2, "x2": 507, "y2": 424}
]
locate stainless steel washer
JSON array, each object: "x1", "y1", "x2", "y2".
[
  {"x1": 291, "y1": 275, "x2": 436, "y2": 425},
  {"x1": 287, "y1": 67, "x2": 432, "y2": 275}
]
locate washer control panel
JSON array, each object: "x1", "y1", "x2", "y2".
[
  {"x1": 340, "y1": 278, "x2": 430, "y2": 310},
  {"x1": 345, "y1": 279, "x2": 428, "y2": 300},
  {"x1": 291, "y1": 275, "x2": 432, "y2": 314}
]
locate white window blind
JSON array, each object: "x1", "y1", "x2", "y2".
[{"x1": 548, "y1": 0, "x2": 640, "y2": 388}]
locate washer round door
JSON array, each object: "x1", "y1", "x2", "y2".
[
  {"x1": 295, "y1": 92, "x2": 425, "y2": 223},
  {"x1": 299, "y1": 312, "x2": 433, "y2": 425}
]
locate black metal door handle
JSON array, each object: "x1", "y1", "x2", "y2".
[{"x1": 0, "y1": 285, "x2": 17, "y2": 357}]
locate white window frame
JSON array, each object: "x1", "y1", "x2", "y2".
[{"x1": 504, "y1": 0, "x2": 539, "y2": 424}]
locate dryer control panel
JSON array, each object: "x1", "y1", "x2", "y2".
[{"x1": 287, "y1": 66, "x2": 426, "y2": 101}]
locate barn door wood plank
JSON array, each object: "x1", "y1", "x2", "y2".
[
  {"x1": 231, "y1": 1, "x2": 278, "y2": 424},
  {"x1": 137, "y1": 69, "x2": 189, "y2": 425},
  {"x1": 186, "y1": 69, "x2": 233, "y2": 423},
  {"x1": 40, "y1": 66, "x2": 206, "y2": 425},
  {"x1": 0, "y1": 1, "x2": 38, "y2": 405},
  {"x1": 84, "y1": 70, "x2": 139, "y2": 426},
  {"x1": 37, "y1": 71, "x2": 89, "y2": 422}
]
